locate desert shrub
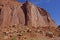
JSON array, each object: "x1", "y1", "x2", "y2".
[
  {"x1": 58, "y1": 25, "x2": 60, "y2": 28},
  {"x1": 46, "y1": 31, "x2": 54, "y2": 38},
  {"x1": 30, "y1": 38, "x2": 35, "y2": 40},
  {"x1": 11, "y1": 37, "x2": 17, "y2": 40},
  {"x1": 58, "y1": 34, "x2": 60, "y2": 37}
]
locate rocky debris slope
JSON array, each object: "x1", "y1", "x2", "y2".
[{"x1": 0, "y1": 0, "x2": 60, "y2": 40}]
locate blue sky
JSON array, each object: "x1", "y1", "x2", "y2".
[{"x1": 17, "y1": 0, "x2": 60, "y2": 26}]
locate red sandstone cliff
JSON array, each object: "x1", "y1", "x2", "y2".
[
  {"x1": 0, "y1": 0, "x2": 57, "y2": 27},
  {"x1": 0, "y1": 0, "x2": 60, "y2": 40}
]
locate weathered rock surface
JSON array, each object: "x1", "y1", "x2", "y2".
[
  {"x1": 0, "y1": 0, "x2": 57, "y2": 27},
  {"x1": 0, "y1": 0, "x2": 25, "y2": 27},
  {"x1": 0, "y1": 0, "x2": 60, "y2": 40}
]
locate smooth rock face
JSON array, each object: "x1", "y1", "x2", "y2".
[
  {"x1": 0, "y1": 0, "x2": 57, "y2": 27},
  {"x1": 0, "y1": 0, "x2": 25, "y2": 26},
  {"x1": 25, "y1": 3, "x2": 46, "y2": 27},
  {"x1": 38, "y1": 8, "x2": 57, "y2": 27}
]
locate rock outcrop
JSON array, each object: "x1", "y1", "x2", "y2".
[
  {"x1": 0, "y1": 0, "x2": 57, "y2": 28},
  {"x1": 0, "y1": 0, "x2": 59, "y2": 40}
]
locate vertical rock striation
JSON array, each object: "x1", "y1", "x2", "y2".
[
  {"x1": 0, "y1": 0, "x2": 59, "y2": 40},
  {"x1": 0, "y1": 0, "x2": 57, "y2": 27}
]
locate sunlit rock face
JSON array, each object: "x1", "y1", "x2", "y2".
[
  {"x1": 0, "y1": 0, "x2": 57, "y2": 27},
  {"x1": 0, "y1": 0, "x2": 60, "y2": 40},
  {"x1": 0, "y1": 0, "x2": 25, "y2": 26}
]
